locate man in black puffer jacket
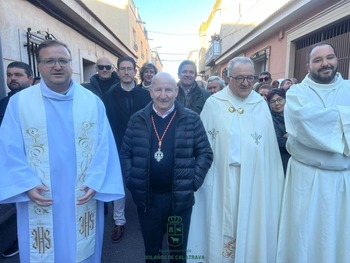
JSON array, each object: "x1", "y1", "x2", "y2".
[{"x1": 120, "y1": 72, "x2": 213, "y2": 263}]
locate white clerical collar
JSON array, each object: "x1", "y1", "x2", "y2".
[{"x1": 152, "y1": 104, "x2": 175, "y2": 118}]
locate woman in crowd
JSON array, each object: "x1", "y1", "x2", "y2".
[
  {"x1": 271, "y1": 80, "x2": 280, "y2": 88},
  {"x1": 255, "y1": 83, "x2": 272, "y2": 101},
  {"x1": 138, "y1": 62, "x2": 157, "y2": 90},
  {"x1": 267, "y1": 88, "x2": 290, "y2": 174}
]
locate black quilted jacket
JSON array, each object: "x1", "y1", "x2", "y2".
[{"x1": 120, "y1": 101, "x2": 213, "y2": 213}]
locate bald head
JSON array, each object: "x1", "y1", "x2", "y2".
[
  {"x1": 151, "y1": 72, "x2": 177, "y2": 86},
  {"x1": 96, "y1": 57, "x2": 113, "y2": 79},
  {"x1": 97, "y1": 57, "x2": 111, "y2": 65},
  {"x1": 150, "y1": 72, "x2": 179, "y2": 115}
]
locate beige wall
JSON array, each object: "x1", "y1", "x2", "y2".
[
  {"x1": 0, "y1": 0, "x2": 122, "y2": 87},
  {"x1": 82, "y1": 0, "x2": 131, "y2": 46},
  {"x1": 82, "y1": 0, "x2": 151, "y2": 70},
  {"x1": 0, "y1": 0, "x2": 154, "y2": 95}
]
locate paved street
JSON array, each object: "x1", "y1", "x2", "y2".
[
  {"x1": 101, "y1": 189, "x2": 146, "y2": 263},
  {"x1": 0, "y1": 189, "x2": 151, "y2": 263}
]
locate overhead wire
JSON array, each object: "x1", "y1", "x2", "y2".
[{"x1": 147, "y1": 30, "x2": 197, "y2": 36}]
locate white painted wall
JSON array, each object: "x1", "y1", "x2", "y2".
[{"x1": 0, "y1": 0, "x2": 122, "y2": 96}]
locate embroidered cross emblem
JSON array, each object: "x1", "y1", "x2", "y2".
[
  {"x1": 208, "y1": 128, "x2": 219, "y2": 141},
  {"x1": 251, "y1": 132, "x2": 262, "y2": 145}
]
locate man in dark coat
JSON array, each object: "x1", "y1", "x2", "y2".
[
  {"x1": 82, "y1": 56, "x2": 119, "y2": 99},
  {"x1": 82, "y1": 57, "x2": 120, "y2": 216},
  {"x1": 120, "y1": 72, "x2": 213, "y2": 262},
  {"x1": 0, "y1": 61, "x2": 33, "y2": 258},
  {"x1": 103, "y1": 56, "x2": 151, "y2": 243},
  {"x1": 176, "y1": 60, "x2": 210, "y2": 114},
  {"x1": 0, "y1": 61, "x2": 33, "y2": 125}
]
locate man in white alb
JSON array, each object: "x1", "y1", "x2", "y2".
[
  {"x1": 0, "y1": 40, "x2": 124, "y2": 262},
  {"x1": 188, "y1": 57, "x2": 284, "y2": 263},
  {"x1": 277, "y1": 42, "x2": 350, "y2": 263}
]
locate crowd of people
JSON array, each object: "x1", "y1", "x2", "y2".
[{"x1": 0, "y1": 40, "x2": 349, "y2": 263}]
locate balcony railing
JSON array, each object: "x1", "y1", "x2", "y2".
[{"x1": 205, "y1": 41, "x2": 220, "y2": 66}]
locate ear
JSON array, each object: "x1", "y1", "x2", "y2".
[
  {"x1": 306, "y1": 63, "x2": 310, "y2": 73},
  {"x1": 175, "y1": 87, "x2": 179, "y2": 97},
  {"x1": 116, "y1": 70, "x2": 122, "y2": 78}
]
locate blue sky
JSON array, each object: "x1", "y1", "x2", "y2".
[{"x1": 133, "y1": 0, "x2": 215, "y2": 77}]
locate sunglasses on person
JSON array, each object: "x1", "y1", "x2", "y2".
[
  {"x1": 259, "y1": 76, "x2": 270, "y2": 82},
  {"x1": 97, "y1": 65, "x2": 112, "y2": 70}
]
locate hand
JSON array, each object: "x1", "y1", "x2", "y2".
[
  {"x1": 27, "y1": 185, "x2": 52, "y2": 206},
  {"x1": 283, "y1": 133, "x2": 288, "y2": 138},
  {"x1": 77, "y1": 186, "x2": 95, "y2": 205}
]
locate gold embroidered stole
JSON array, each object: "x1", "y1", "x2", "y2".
[{"x1": 18, "y1": 85, "x2": 97, "y2": 262}]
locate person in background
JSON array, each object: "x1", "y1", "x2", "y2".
[
  {"x1": 196, "y1": 79, "x2": 207, "y2": 89},
  {"x1": 277, "y1": 42, "x2": 350, "y2": 263},
  {"x1": 82, "y1": 56, "x2": 119, "y2": 99},
  {"x1": 280, "y1": 78, "x2": 292, "y2": 91},
  {"x1": 82, "y1": 56, "x2": 121, "y2": 216},
  {"x1": 206, "y1": 75, "x2": 226, "y2": 95},
  {"x1": 290, "y1": 77, "x2": 298, "y2": 84},
  {"x1": 176, "y1": 60, "x2": 210, "y2": 114},
  {"x1": 32, "y1": 76, "x2": 41, "y2": 85},
  {"x1": 271, "y1": 79, "x2": 280, "y2": 88},
  {"x1": 0, "y1": 61, "x2": 33, "y2": 258},
  {"x1": 138, "y1": 62, "x2": 157, "y2": 90},
  {"x1": 103, "y1": 56, "x2": 152, "y2": 244},
  {"x1": 0, "y1": 39, "x2": 124, "y2": 262},
  {"x1": 120, "y1": 72, "x2": 213, "y2": 262},
  {"x1": 258, "y1": 70, "x2": 272, "y2": 84},
  {"x1": 266, "y1": 88, "x2": 290, "y2": 174},
  {"x1": 0, "y1": 62, "x2": 34, "y2": 125},
  {"x1": 255, "y1": 83, "x2": 272, "y2": 101},
  {"x1": 188, "y1": 57, "x2": 284, "y2": 263}
]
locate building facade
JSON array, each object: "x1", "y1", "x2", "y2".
[
  {"x1": 0, "y1": 0, "x2": 159, "y2": 226},
  {"x1": 0, "y1": 0, "x2": 158, "y2": 97},
  {"x1": 197, "y1": 0, "x2": 350, "y2": 83}
]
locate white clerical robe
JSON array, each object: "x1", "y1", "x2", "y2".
[
  {"x1": 0, "y1": 81, "x2": 125, "y2": 262},
  {"x1": 277, "y1": 73, "x2": 350, "y2": 263},
  {"x1": 187, "y1": 87, "x2": 284, "y2": 263}
]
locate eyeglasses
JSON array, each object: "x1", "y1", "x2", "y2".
[
  {"x1": 97, "y1": 65, "x2": 112, "y2": 70},
  {"x1": 259, "y1": 76, "x2": 270, "y2": 82},
  {"x1": 118, "y1": 67, "x2": 134, "y2": 72},
  {"x1": 269, "y1": 97, "x2": 285, "y2": 105},
  {"x1": 39, "y1": 58, "x2": 71, "y2": 67},
  {"x1": 230, "y1": 75, "x2": 256, "y2": 83}
]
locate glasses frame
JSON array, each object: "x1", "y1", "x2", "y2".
[
  {"x1": 259, "y1": 76, "x2": 270, "y2": 82},
  {"x1": 230, "y1": 75, "x2": 257, "y2": 83},
  {"x1": 97, "y1": 65, "x2": 112, "y2": 70},
  {"x1": 39, "y1": 58, "x2": 72, "y2": 67},
  {"x1": 269, "y1": 97, "x2": 285, "y2": 105}
]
